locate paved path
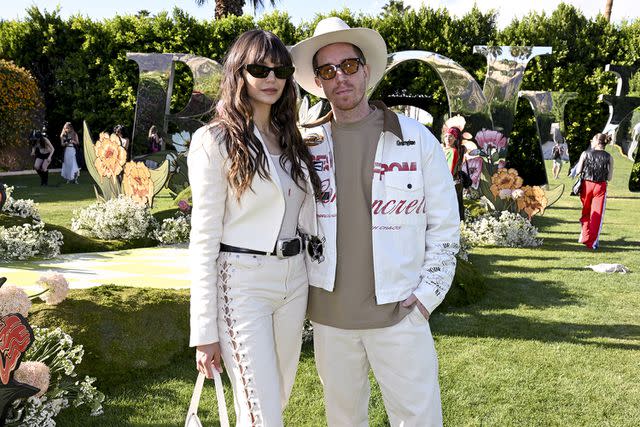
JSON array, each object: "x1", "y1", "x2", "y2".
[{"x1": 0, "y1": 245, "x2": 190, "y2": 292}]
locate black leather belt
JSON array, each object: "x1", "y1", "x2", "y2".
[{"x1": 220, "y1": 236, "x2": 304, "y2": 259}]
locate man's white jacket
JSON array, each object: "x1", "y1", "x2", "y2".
[{"x1": 302, "y1": 105, "x2": 460, "y2": 315}]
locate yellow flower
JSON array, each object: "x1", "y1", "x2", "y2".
[
  {"x1": 489, "y1": 168, "x2": 523, "y2": 198},
  {"x1": 94, "y1": 132, "x2": 127, "y2": 178},
  {"x1": 122, "y1": 161, "x2": 154, "y2": 205},
  {"x1": 516, "y1": 185, "x2": 548, "y2": 219}
]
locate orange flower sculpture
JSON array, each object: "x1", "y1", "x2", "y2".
[
  {"x1": 122, "y1": 162, "x2": 154, "y2": 206},
  {"x1": 516, "y1": 185, "x2": 548, "y2": 219},
  {"x1": 489, "y1": 168, "x2": 523, "y2": 198},
  {"x1": 94, "y1": 132, "x2": 127, "y2": 178}
]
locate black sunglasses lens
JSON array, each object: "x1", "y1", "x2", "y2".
[
  {"x1": 274, "y1": 66, "x2": 295, "y2": 79},
  {"x1": 245, "y1": 64, "x2": 270, "y2": 78}
]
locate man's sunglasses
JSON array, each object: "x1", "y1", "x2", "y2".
[
  {"x1": 243, "y1": 64, "x2": 295, "y2": 79},
  {"x1": 314, "y1": 58, "x2": 363, "y2": 80}
]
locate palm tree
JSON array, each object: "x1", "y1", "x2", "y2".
[
  {"x1": 195, "y1": 0, "x2": 278, "y2": 19},
  {"x1": 604, "y1": 0, "x2": 613, "y2": 22}
]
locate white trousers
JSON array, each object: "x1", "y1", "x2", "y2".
[
  {"x1": 216, "y1": 252, "x2": 308, "y2": 427},
  {"x1": 313, "y1": 308, "x2": 443, "y2": 427}
]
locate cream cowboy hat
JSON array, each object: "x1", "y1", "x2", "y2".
[{"x1": 290, "y1": 17, "x2": 388, "y2": 98}]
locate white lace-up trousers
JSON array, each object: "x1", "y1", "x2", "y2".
[{"x1": 216, "y1": 252, "x2": 308, "y2": 427}]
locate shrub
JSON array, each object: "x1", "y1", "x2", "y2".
[
  {"x1": 461, "y1": 210, "x2": 543, "y2": 247},
  {"x1": 153, "y1": 213, "x2": 191, "y2": 245},
  {"x1": 2, "y1": 185, "x2": 41, "y2": 220},
  {"x1": 0, "y1": 60, "x2": 44, "y2": 169},
  {"x1": 71, "y1": 195, "x2": 158, "y2": 240},
  {"x1": 0, "y1": 221, "x2": 63, "y2": 261}
]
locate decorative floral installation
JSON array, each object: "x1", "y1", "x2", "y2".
[
  {"x1": 2, "y1": 186, "x2": 41, "y2": 221},
  {"x1": 516, "y1": 185, "x2": 549, "y2": 219},
  {"x1": 461, "y1": 210, "x2": 543, "y2": 248},
  {"x1": 14, "y1": 361, "x2": 50, "y2": 398},
  {"x1": 2, "y1": 273, "x2": 104, "y2": 426},
  {"x1": 6, "y1": 327, "x2": 105, "y2": 425},
  {"x1": 475, "y1": 129, "x2": 508, "y2": 150},
  {"x1": 0, "y1": 221, "x2": 64, "y2": 261},
  {"x1": 71, "y1": 195, "x2": 157, "y2": 240},
  {"x1": 35, "y1": 272, "x2": 70, "y2": 306},
  {"x1": 0, "y1": 284, "x2": 32, "y2": 317},
  {"x1": 122, "y1": 161, "x2": 154, "y2": 206},
  {"x1": 153, "y1": 213, "x2": 191, "y2": 245},
  {"x1": 93, "y1": 132, "x2": 127, "y2": 179},
  {"x1": 83, "y1": 122, "x2": 169, "y2": 207},
  {"x1": 464, "y1": 157, "x2": 484, "y2": 189},
  {"x1": 177, "y1": 199, "x2": 191, "y2": 214},
  {"x1": 490, "y1": 168, "x2": 524, "y2": 198}
]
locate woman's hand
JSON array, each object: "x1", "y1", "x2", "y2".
[{"x1": 196, "y1": 342, "x2": 223, "y2": 378}]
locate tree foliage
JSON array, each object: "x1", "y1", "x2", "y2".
[
  {"x1": 0, "y1": 59, "x2": 44, "y2": 169},
  {"x1": 0, "y1": 2, "x2": 638, "y2": 181}
]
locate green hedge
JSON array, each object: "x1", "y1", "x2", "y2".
[{"x1": 1, "y1": 5, "x2": 638, "y2": 184}]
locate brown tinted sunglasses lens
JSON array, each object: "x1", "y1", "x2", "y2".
[{"x1": 316, "y1": 59, "x2": 361, "y2": 80}]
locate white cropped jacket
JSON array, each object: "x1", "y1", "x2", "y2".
[{"x1": 188, "y1": 124, "x2": 317, "y2": 346}]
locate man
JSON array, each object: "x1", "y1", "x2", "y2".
[{"x1": 291, "y1": 17, "x2": 460, "y2": 427}]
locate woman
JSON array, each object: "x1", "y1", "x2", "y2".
[
  {"x1": 188, "y1": 30, "x2": 320, "y2": 426},
  {"x1": 551, "y1": 133, "x2": 567, "y2": 180},
  {"x1": 30, "y1": 131, "x2": 54, "y2": 186},
  {"x1": 574, "y1": 133, "x2": 614, "y2": 250},
  {"x1": 60, "y1": 122, "x2": 80, "y2": 183},
  {"x1": 442, "y1": 126, "x2": 465, "y2": 220},
  {"x1": 148, "y1": 125, "x2": 163, "y2": 154},
  {"x1": 113, "y1": 125, "x2": 130, "y2": 159}
]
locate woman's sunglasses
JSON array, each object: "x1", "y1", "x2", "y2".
[
  {"x1": 314, "y1": 58, "x2": 363, "y2": 80},
  {"x1": 243, "y1": 64, "x2": 295, "y2": 79}
]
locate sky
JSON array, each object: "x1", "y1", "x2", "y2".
[{"x1": 0, "y1": 0, "x2": 638, "y2": 28}]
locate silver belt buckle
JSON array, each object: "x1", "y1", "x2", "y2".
[{"x1": 276, "y1": 236, "x2": 302, "y2": 259}]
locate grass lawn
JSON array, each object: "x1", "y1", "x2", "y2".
[{"x1": 7, "y1": 148, "x2": 640, "y2": 426}]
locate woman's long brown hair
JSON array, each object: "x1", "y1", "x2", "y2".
[{"x1": 212, "y1": 29, "x2": 321, "y2": 200}]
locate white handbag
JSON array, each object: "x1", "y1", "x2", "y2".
[{"x1": 185, "y1": 371, "x2": 230, "y2": 427}]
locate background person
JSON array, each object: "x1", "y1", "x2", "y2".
[
  {"x1": 291, "y1": 17, "x2": 459, "y2": 427},
  {"x1": 551, "y1": 132, "x2": 568, "y2": 179},
  {"x1": 60, "y1": 122, "x2": 80, "y2": 183},
  {"x1": 30, "y1": 130, "x2": 54, "y2": 186},
  {"x1": 574, "y1": 133, "x2": 614, "y2": 250},
  {"x1": 113, "y1": 124, "x2": 130, "y2": 159},
  {"x1": 442, "y1": 126, "x2": 466, "y2": 220},
  {"x1": 148, "y1": 125, "x2": 163, "y2": 154},
  {"x1": 189, "y1": 29, "x2": 321, "y2": 426}
]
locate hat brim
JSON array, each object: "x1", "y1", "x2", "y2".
[{"x1": 290, "y1": 28, "x2": 388, "y2": 99}]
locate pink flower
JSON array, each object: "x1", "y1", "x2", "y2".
[
  {"x1": 497, "y1": 160, "x2": 506, "y2": 169},
  {"x1": 475, "y1": 129, "x2": 507, "y2": 150},
  {"x1": 37, "y1": 272, "x2": 69, "y2": 305},
  {"x1": 499, "y1": 189, "x2": 513, "y2": 200},
  {"x1": 14, "y1": 361, "x2": 50, "y2": 397},
  {"x1": 464, "y1": 157, "x2": 483, "y2": 189},
  {"x1": 512, "y1": 189, "x2": 525, "y2": 199},
  {"x1": 178, "y1": 199, "x2": 191, "y2": 214},
  {"x1": 0, "y1": 284, "x2": 32, "y2": 317}
]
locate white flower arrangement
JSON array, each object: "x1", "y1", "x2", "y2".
[
  {"x1": 461, "y1": 211, "x2": 543, "y2": 248},
  {"x1": 153, "y1": 213, "x2": 191, "y2": 245},
  {"x1": 2, "y1": 186, "x2": 41, "y2": 220},
  {"x1": 5, "y1": 327, "x2": 105, "y2": 425},
  {"x1": 0, "y1": 222, "x2": 63, "y2": 261},
  {"x1": 71, "y1": 195, "x2": 157, "y2": 240}
]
